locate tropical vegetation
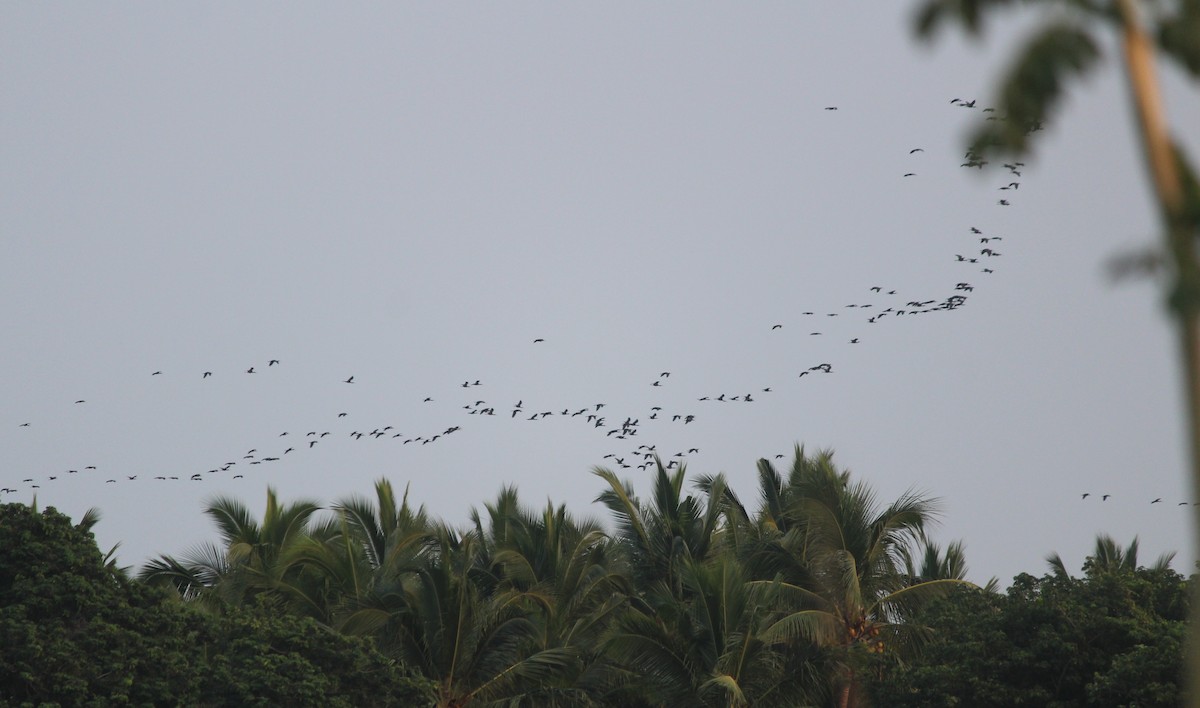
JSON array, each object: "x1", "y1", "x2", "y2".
[{"x1": 1, "y1": 447, "x2": 1189, "y2": 706}]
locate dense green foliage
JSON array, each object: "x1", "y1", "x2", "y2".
[
  {"x1": 0, "y1": 503, "x2": 433, "y2": 707},
  {"x1": 866, "y1": 546, "x2": 1188, "y2": 706},
  {"x1": 2, "y1": 448, "x2": 1188, "y2": 706}
]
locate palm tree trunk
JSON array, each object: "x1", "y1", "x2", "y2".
[
  {"x1": 1115, "y1": 1, "x2": 1200, "y2": 705},
  {"x1": 838, "y1": 667, "x2": 857, "y2": 708}
]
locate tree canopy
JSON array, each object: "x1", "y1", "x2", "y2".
[{"x1": 2, "y1": 447, "x2": 1188, "y2": 707}]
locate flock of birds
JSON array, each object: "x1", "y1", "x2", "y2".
[{"x1": 2, "y1": 100, "x2": 1189, "y2": 513}]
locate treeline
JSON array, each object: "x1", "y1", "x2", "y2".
[{"x1": 0, "y1": 447, "x2": 1188, "y2": 706}]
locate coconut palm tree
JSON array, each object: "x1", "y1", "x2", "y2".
[
  {"x1": 471, "y1": 488, "x2": 633, "y2": 705},
  {"x1": 592, "y1": 459, "x2": 728, "y2": 599},
  {"x1": 334, "y1": 478, "x2": 432, "y2": 571},
  {"x1": 384, "y1": 524, "x2": 578, "y2": 707},
  {"x1": 743, "y1": 448, "x2": 973, "y2": 708},
  {"x1": 904, "y1": 539, "x2": 999, "y2": 593},
  {"x1": 289, "y1": 478, "x2": 436, "y2": 630},
  {"x1": 139, "y1": 487, "x2": 325, "y2": 615},
  {"x1": 604, "y1": 553, "x2": 827, "y2": 707},
  {"x1": 1047, "y1": 533, "x2": 1177, "y2": 578}
]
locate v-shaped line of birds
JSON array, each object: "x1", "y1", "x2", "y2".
[{"x1": 4, "y1": 101, "x2": 1184, "y2": 507}]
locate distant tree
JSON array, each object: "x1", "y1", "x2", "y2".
[
  {"x1": 591, "y1": 464, "x2": 828, "y2": 706},
  {"x1": 140, "y1": 487, "x2": 328, "y2": 617},
  {"x1": 1048, "y1": 533, "x2": 1176, "y2": 577},
  {"x1": 0, "y1": 502, "x2": 434, "y2": 707},
  {"x1": 473, "y1": 489, "x2": 631, "y2": 705},
  {"x1": 867, "y1": 548, "x2": 1188, "y2": 706},
  {"x1": 592, "y1": 459, "x2": 728, "y2": 597},
  {"x1": 740, "y1": 448, "x2": 972, "y2": 708},
  {"x1": 602, "y1": 553, "x2": 826, "y2": 708}
]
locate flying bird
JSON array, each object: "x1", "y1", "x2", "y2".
[
  {"x1": 909, "y1": 148, "x2": 924, "y2": 154},
  {"x1": 344, "y1": 376, "x2": 355, "y2": 384},
  {"x1": 203, "y1": 371, "x2": 212, "y2": 378}
]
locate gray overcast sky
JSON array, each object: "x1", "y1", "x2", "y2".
[{"x1": 3, "y1": 3, "x2": 1198, "y2": 586}]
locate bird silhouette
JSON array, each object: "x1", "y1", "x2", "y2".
[
  {"x1": 1081, "y1": 493, "x2": 1090, "y2": 500},
  {"x1": 344, "y1": 376, "x2": 355, "y2": 384},
  {"x1": 1151, "y1": 498, "x2": 1163, "y2": 504},
  {"x1": 909, "y1": 148, "x2": 924, "y2": 154},
  {"x1": 269, "y1": 360, "x2": 280, "y2": 366},
  {"x1": 151, "y1": 371, "x2": 162, "y2": 376},
  {"x1": 203, "y1": 371, "x2": 212, "y2": 378},
  {"x1": 246, "y1": 367, "x2": 255, "y2": 374}
]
